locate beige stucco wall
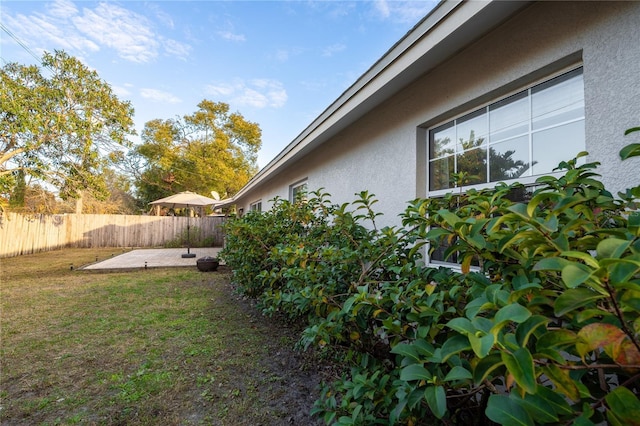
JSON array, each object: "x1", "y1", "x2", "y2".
[{"x1": 237, "y1": 1, "x2": 640, "y2": 228}]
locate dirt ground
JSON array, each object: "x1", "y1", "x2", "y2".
[{"x1": 217, "y1": 278, "x2": 330, "y2": 425}]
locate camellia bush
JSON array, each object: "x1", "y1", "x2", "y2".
[{"x1": 220, "y1": 132, "x2": 640, "y2": 425}]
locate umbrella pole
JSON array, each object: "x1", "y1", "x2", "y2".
[{"x1": 182, "y1": 205, "x2": 196, "y2": 258}]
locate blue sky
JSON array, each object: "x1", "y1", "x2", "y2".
[{"x1": 1, "y1": 0, "x2": 437, "y2": 167}]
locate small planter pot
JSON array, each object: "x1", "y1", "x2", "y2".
[{"x1": 196, "y1": 256, "x2": 220, "y2": 272}]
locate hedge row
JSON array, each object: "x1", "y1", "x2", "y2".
[{"x1": 220, "y1": 135, "x2": 640, "y2": 425}]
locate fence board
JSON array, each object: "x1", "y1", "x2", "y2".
[{"x1": 0, "y1": 213, "x2": 226, "y2": 258}]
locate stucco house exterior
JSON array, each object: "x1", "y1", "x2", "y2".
[{"x1": 219, "y1": 0, "x2": 640, "y2": 263}]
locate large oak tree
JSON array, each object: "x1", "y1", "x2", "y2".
[
  {"x1": 130, "y1": 100, "x2": 262, "y2": 207},
  {"x1": 1, "y1": 50, "x2": 135, "y2": 212}
]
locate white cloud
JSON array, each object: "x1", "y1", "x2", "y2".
[
  {"x1": 2, "y1": 0, "x2": 191, "y2": 63},
  {"x1": 112, "y1": 85, "x2": 131, "y2": 98},
  {"x1": 46, "y1": 0, "x2": 78, "y2": 19},
  {"x1": 72, "y1": 3, "x2": 159, "y2": 63},
  {"x1": 149, "y1": 4, "x2": 175, "y2": 29},
  {"x1": 372, "y1": 0, "x2": 435, "y2": 25},
  {"x1": 322, "y1": 43, "x2": 346, "y2": 57},
  {"x1": 163, "y1": 39, "x2": 191, "y2": 59},
  {"x1": 205, "y1": 79, "x2": 287, "y2": 109},
  {"x1": 4, "y1": 9, "x2": 99, "y2": 54},
  {"x1": 140, "y1": 88, "x2": 182, "y2": 104},
  {"x1": 218, "y1": 31, "x2": 246, "y2": 42},
  {"x1": 374, "y1": 0, "x2": 391, "y2": 19},
  {"x1": 275, "y1": 49, "x2": 289, "y2": 62}
]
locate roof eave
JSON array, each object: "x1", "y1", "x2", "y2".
[{"x1": 231, "y1": 0, "x2": 532, "y2": 203}]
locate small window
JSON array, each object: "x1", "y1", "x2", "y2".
[
  {"x1": 428, "y1": 68, "x2": 585, "y2": 194},
  {"x1": 290, "y1": 179, "x2": 308, "y2": 202},
  {"x1": 249, "y1": 200, "x2": 262, "y2": 212}
]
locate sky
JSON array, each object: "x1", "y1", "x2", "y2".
[{"x1": 0, "y1": 0, "x2": 437, "y2": 168}]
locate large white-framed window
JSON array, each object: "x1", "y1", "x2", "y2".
[
  {"x1": 289, "y1": 179, "x2": 308, "y2": 202},
  {"x1": 428, "y1": 67, "x2": 585, "y2": 197},
  {"x1": 249, "y1": 200, "x2": 262, "y2": 212},
  {"x1": 426, "y1": 67, "x2": 585, "y2": 265}
]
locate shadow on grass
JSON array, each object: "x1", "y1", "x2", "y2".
[{"x1": 1, "y1": 248, "x2": 324, "y2": 425}]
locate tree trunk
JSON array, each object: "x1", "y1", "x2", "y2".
[{"x1": 75, "y1": 191, "x2": 84, "y2": 214}]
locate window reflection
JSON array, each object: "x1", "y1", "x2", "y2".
[{"x1": 428, "y1": 68, "x2": 584, "y2": 192}]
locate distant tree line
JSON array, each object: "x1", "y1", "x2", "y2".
[{"x1": 1, "y1": 50, "x2": 261, "y2": 215}]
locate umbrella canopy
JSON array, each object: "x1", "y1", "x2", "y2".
[{"x1": 149, "y1": 191, "x2": 218, "y2": 209}]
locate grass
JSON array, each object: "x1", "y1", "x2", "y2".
[{"x1": 1, "y1": 248, "x2": 321, "y2": 425}]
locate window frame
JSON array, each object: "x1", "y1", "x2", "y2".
[
  {"x1": 425, "y1": 66, "x2": 585, "y2": 199},
  {"x1": 424, "y1": 65, "x2": 584, "y2": 268},
  {"x1": 289, "y1": 178, "x2": 308, "y2": 202},
  {"x1": 249, "y1": 200, "x2": 262, "y2": 212}
]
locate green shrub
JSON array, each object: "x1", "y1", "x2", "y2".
[
  {"x1": 163, "y1": 225, "x2": 215, "y2": 248},
  {"x1": 220, "y1": 132, "x2": 640, "y2": 425}
]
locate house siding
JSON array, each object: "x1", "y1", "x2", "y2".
[{"x1": 234, "y1": 1, "x2": 640, "y2": 228}]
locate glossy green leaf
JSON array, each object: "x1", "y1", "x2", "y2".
[
  {"x1": 515, "y1": 315, "x2": 549, "y2": 347},
  {"x1": 572, "y1": 415, "x2": 598, "y2": 426},
  {"x1": 535, "y1": 385, "x2": 574, "y2": 416},
  {"x1": 560, "y1": 251, "x2": 600, "y2": 268},
  {"x1": 605, "y1": 386, "x2": 640, "y2": 421},
  {"x1": 536, "y1": 329, "x2": 577, "y2": 351},
  {"x1": 413, "y1": 339, "x2": 436, "y2": 357},
  {"x1": 440, "y1": 334, "x2": 472, "y2": 363},
  {"x1": 554, "y1": 288, "x2": 604, "y2": 316},
  {"x1": 607, "y1": 410, "x2": 626, "y2": 426},
  {"x1": 437, "y1": 209, "x2": 461, "y2": 226},
  {"x1": 446, "y1": 317, "x2": 476, "y2": 335},
  {"x1": 540, "y1": 215, "x2": 559, "y2": 232},
  {"x1": 465, "y1": 295, "x2": 492, "y2": 319},
  {"x1": 473, "y1": 353, "x2": 504, "y2": 385},
  {"x1": 561, "y1": 263, "x2": 592, "y2": 288},
  {"x1": 606, "y1": 259, "x2": 640, "y2": 286},
  {"x1": 629, "y1": 211, "x2": 640, "y2": 236},
  {"x1": 620, "y1": 142, "x2": 640, "y2": 160},
  {"x1": 424, "y1": 385, "x2": 447, "y2": 419},
  {"x1": 494, "y1": 303, "x2": 531, "y2": 325},
  {"x1": 510, "y1": 392, "x2": 559, "y2": 423},
  {"x1": 533, "y1": 257, "x2": 574, "y2": 271},
  {"x1": 443, "y1": 365, "x2": 472, "y2": 382},
  {"x1": 507, "y1": 203, "x2": 530, "y2": 219},
  {"x1": 390, "y1": 342, "x2": 421, "y2": 364},
  {"x1": 597, "y1": 238, "x2": 631, "y2": 259},
  {"x1": 472, "y1": 316, "x2": 494, "y2": 334},
  {"x1": 486, "y1": 394, "x2": 533, "y2": 426},
  {"x1": 501, "y1": 348, "x2": 537, "y2": 394},
  {"x1": 469, "y1": 333, "x2": 495, "y2": 358},
  {"x1": 542, "y1": 364, "x2": 579, "y2": 401},
  {"x1": 425, "y1": 227, "x2": 453, "y2": 240},
  {"x1": 400, "y1": 364, "x2": 432, "y2": 382}
]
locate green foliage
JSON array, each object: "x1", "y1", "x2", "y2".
[
  {"x1": 221, "y1": 137, "x2": 640, "y2": 425},
  {"x1": 1, "y1": 50, "x2": 135, "y2": 206},
  {"x1": 129, "y1": 100, "x2": 262, "y2": 206},
  {"x1": 163, "y1": 225, "x2": 215, "y2": 248}
]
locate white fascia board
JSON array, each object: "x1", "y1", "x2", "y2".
[{"x1": 232, "y1": 0, "x2": 531, "y2": 202}]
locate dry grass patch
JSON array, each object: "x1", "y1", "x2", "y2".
[{"x1": 1, "y1": 248, "x2": 322, "y2": 425}]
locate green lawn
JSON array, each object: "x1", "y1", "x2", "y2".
[{"x1": 0, "y1": 248, "x2": 321, "y2": 425}]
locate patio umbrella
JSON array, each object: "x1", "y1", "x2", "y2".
[{"x1": 149, "y1": 191, "x2": 218, "y2": 258}]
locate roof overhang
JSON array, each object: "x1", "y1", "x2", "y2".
[{"x1": 230, "y1": 0, "x2": 533, "y2": 204}]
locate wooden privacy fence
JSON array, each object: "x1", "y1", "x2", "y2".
[{"x1": 0, "y1": 213, "x2": 226, "y2": 258}]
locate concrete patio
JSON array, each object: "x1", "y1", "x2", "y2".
[{"x1": 81, "y1": 247, "x2": 223, "y2": 270}]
